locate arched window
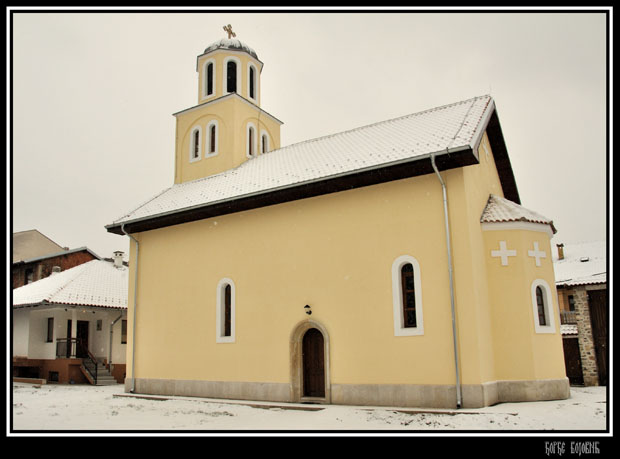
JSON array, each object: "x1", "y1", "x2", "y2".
[
  {"x1": 261, "y1": 131, "x2": 269, "y2": 154},
  {"x1": 189, "y1": 126, "x2": 201, "y2": 162},
  {"x1": 531, "y1": 279, "x2": 556, "y2": 334},
  {"x1": 206, "y1": 62, "x2": 214, "y2": 96},
  {"x1": 392, "y1": 255, "x2": 424, "y2": 336},
  {"x1": 206, "y1": 120, "x2": 218, "y2": 157},
  {"x1": 246, "y1": 123, "x2": 257, "y2": 158},
  {"x1": 226, "y1": 60, "x2": 237, "y2": 93},
  {"x1": 216, "y1": 278, "x2": 235, "y2": 343},
  {"x1": 401, "y1": 263, "x2": 417, "y2": 328},
  {"x1": 536, "y1": 286, "x2": 546, "y2": 326},
  {"x1": 248, "y1": 64, "x2": 257, "y2": 101}
]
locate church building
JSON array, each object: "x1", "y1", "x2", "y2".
[{"x1": 106, "y1": 30, "x2": 569, "y2": 409}]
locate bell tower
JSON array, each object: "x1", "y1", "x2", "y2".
[{"x1": 173, "y1": 26, "x2": 283, "y2": 184}]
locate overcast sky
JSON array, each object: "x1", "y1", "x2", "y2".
[{"x1": 9, "y1": 8, "x2": 610, "y2": 261}]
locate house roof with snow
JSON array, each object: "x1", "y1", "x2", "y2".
[
  {"x1": 480, "y1": 194, "x2": 557, "y2": 234},
  {"x1": 553, "y1": 241, "x2": 607, "y2": 287},
  {"x1": 12, "y1": 259, "x2": 128, "y2": 309},
  {"x1": 106, "y1": 95, "x2": 520, "y2": 235}
]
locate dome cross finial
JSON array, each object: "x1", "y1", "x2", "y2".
[{"x1": 223, "y1": 24, "x2": 236, "y2": 39}]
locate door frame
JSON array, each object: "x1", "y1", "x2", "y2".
[{"x1": 290, "y1": 320, "x2": 331, "y2": 404}]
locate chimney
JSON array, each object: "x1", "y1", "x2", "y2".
[
  {"x1": 556, "y1": 243, "x2": 564, "y2": 260},
  {"x1": 51, "y1": 266, "x2": 62, "y2": 275},
  {"x1": 113, "y1": 251, "x2": 124, "y2": 268}
]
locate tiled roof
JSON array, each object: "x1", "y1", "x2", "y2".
[
  {"x1": 561, "y1": 324, "x2": 579, "y2": 335},
  {"x1": 554, "y1": 241, "x2": 606, "y2": 287},
  {"x1": 480, "y1": 194, "x2": 557, "y2": 233},
  {"x1": 12, "y1": 260, "x2": 128, "y2": 309},
  {"x1": 111, "y1": 95, "x2": 495, "y2": 227}
]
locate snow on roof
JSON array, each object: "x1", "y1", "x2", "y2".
[
  {"x1": 12, "y1": 260, "x2": 128, "y2": 309},
  {"x1": 480, "y1": 194, "x2": 557, "y2": 233},
  {"x1": 112, "y1": 95, "x2": 494, "y2": 226},
  {"x1": 203, "y1": 38, "x2": 259, "y2": 60},
  {"x1": 553, "y1": 241, "x2": 607, "y2": 287},
  {"x1": 561, "y1": 324, "x2": 579, "y2": 335}
]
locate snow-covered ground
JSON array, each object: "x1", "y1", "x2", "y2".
[{"x1": 9, "y1": 382, "x2": 608, "y2": 433}]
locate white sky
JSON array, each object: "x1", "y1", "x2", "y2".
[{"x1": 9, "y1": 8, "x2": 610, "y2": 260}]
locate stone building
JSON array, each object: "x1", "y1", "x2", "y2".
[{"x1": 554, "y1": 241, "x2": 607, "y2": 386}]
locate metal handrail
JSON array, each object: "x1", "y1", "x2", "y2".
[
  {"x1": 560, "y1": 310, "x2": 578, "y2": 324},
  {"x1": 55, "y1": 338, "x2": 98, "y2": 384}
]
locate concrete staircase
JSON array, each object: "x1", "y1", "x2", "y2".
[{"x1": 80, "y1": 359, "x2": 118, "y2": 386}]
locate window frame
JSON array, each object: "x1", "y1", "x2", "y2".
[
  {"x1": 392, "y1": 255, "x2": 424, "y2": 336},
  {"x1": 46, "y1": 317, "x2": 54, "y2": 343},
  {"x1": 205, "y1": 120, "x2": 219, "y2": 157},
  {"x1": 216, "y1": 278, "x2": 236, "y2": 343},
  {"x1": 260, "y1": 130, "x2": 270, "y2": 154},
  {"x1": 189, "y1": 125, "x2": 202, "y2": 163},
  {"x1": 223, "y1": 56, "x2": 241, "y2": 95},
  {"x1": 530, "y1": 279, "x2": 557, "y2": 334},
  {"x1": 247, "y1": 62, "x2": 258, "y2": 102},
  {"x1": 202, "y1": 58, "x2": 216, "y2": 100},
  {"x1": 246, "y1": 122, "x2": 257, "y2": 158}
]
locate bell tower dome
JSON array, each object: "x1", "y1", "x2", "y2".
[{"x1": 172, "y1": 26, "x2": 283, "y2": 184}]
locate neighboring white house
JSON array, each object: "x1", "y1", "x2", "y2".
[{"x1": 12, "y1": 253, "x2": 129, "y2": 385}]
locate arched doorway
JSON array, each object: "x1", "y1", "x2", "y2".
[
  {"x1": 290, "y1": 320, "x2": 330, "y2": 403},
  {"x1": 302, "y1": 328, "x2": 325, "y2": 397}
]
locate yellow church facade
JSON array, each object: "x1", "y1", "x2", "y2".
[{"x1": 106, "y1": 34, "x2": 569, "y2": 409}]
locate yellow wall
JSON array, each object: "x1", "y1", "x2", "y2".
[
  {"x1": 174, "y1": 96, "x2": 281, "y2": 183},
  {"x1": 125, "y1": 126, "x2": 566, "y2": 390}
]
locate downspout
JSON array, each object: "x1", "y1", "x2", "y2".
[
  {"x1": 108, "y1": 312, "x2": 124, "y2": 367},
  {"x1": 121, "y1": 223, "x2": 139, "y2": 393},
  {"x1": 430, "y1": 153, "x2": 462, "y2": 408}
]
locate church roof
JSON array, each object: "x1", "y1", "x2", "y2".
[
  {"x1": 203, "y1": 38, "x2": 259, "y2": 60},
  {"x1": 107, "y1": 95, "x2": 519, "y2": 235},
  {"x1": 12, "y1": 259, "x2": 128, "y2": 309},
  {"x1": 553, "y1": 241, "x2": 606, "y2": 287},
  {"x1": 480, "y1": 194, "x2": 557, "y2": 233}
]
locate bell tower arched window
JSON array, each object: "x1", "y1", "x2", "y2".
[
  {"x1": 226, "y1": 60, "x2": 237, "y2": 93},
  {"x1": 206, "y1": 120, "x2": 218, "y2": 157},
  {"x1": 246, "y1": 123, "x2": 257, "y2": 158},
  {"x1": 206, "y1": 62, "x2": 214, "y2": 96},
  {"x1": 189, "y1": 126, "x2": 202, "y2": 163}
]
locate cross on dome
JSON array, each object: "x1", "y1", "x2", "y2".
[
  {"x1": 223, "y1": 24, "x2": 236, "y2": 39},
  {"x1": 528, "y1": 241, "x2": 547, "y2": 267}
]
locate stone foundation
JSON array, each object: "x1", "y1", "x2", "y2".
[{"x1": 126, "y1": 377, "x2": 570, "y2": 409}]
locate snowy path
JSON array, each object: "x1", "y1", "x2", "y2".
[{"x1": 10, "y1": 383, "x2": 607, "y2": 432}]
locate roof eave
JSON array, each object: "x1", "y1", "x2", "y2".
[{"x1": 106, "y1": 145, "x2": 476, "y2": 235}]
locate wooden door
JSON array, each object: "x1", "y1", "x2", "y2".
[
  {"x1": 302, "y1": 328, "x2": 325, "y2": 398},
  {"x1": 562, "y1": 338, "x2": 584, "y2": 385},
  {"x1": 588, "y1": 290, "x2": 608, "y2": 385},
  {"x1": 76, "y1": 321, "x2": 89, "y2": 358}
]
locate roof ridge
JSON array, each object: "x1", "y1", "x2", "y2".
[{"x1": 276, "y1": 95, "x2": 491, "y2": 153}]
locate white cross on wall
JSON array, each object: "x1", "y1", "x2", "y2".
[
  {"x1": 528, "y1": 241, "x2": 547, "y2": 267},
  {"x1": 491, "y1": 240, "x2": 517, "y2": 266}
]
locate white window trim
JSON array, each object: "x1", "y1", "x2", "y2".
[
  {"x1": 246, "y1": 122, "x2": 257, "y2": 158},
  {"x1": 205, "y1": 120, "x2": 219, "y2": 157},
  {"x1": 202, "y1": 58, "x2": 216, "y2": 100},
  {"x1": 260, "y1": 129, "x2": 270, "y2": 154},
  {"x1": 392, "y1": 255, "x2": 424, "y2": 336},
  {"x1": 247, "y1": 62, "x2": 258, "y2": 103},
  {"x1": 223, "y1": 56, "x2": 242, "y2": 96},
  {"x1": 189, "y1": 125, "x2": 202, "y2": 163},
  {"x1": 216, "y1": 278, "x2": 236, "y2": 343},
  {"x1": 531, "y1": 279, "x2": 557, "y2": 334}
]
